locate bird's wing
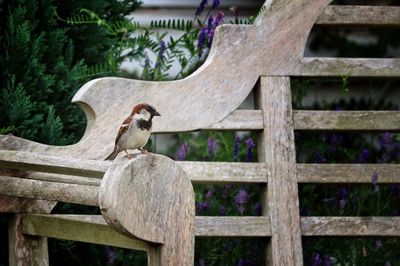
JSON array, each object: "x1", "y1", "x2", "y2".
[{"x1": 115, "y1": 116, "x2": 132, "y2": 145}]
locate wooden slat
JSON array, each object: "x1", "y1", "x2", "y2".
[
  {"x1": 294, "y1": 111, "x2": 400, "y2": 131},
  {"x1": 195, "y1": 216, "x2": 271, "y2": 237},
  {"x1": 23, "y1": 214, "x2": 271, "y2": 239},
  {"x1": 202, "y1": 110, "x2": 400, "y2": 131},
  {"x1": 298, "y1": 164, "x2": 400, "y2": 183},
  {"x1": 0, "y1": 150, "x2": 110, "y2": 178},
  {"x1": 257, "y1": 77, "x2": 303, "y2": 265},
  {"x1": 9, "y1": 214, "x2": 49, "y2": 266},
  {"x1": 22, "y1": 214, "x2": 150, "y2": 251},
  {"x1": 0, "y1": 175, "x2": 98, "y2": 206},
  {"x1": 0, "y1": 150, "x2": 268, "y2": 185},
  {"x1": 301, "y1": 58, "x2": 400, "y2": 77},
  {"x1": 301, "y1": 217, "x2": 400, "y2": 236},
  {"x1": 178, "y1": 161, "x2": 267, "y2": 184},
  {"x1": 204, "y1": 110, "x2": 263, "y2": 131},
  {"x1": 316, "y1": 5, "x2": 400, "y2": 27}
]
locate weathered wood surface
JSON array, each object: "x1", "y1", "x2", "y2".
[
  {"x1": 99, "y1": 154, "x2": 195, "y2": 265},
  {"x1": 301, "y1": 58, "x2": 400, "y2": 77},
  {"x1": 195, "y1": 216, "x2": 270, "y2": 237},
  {"x1": 22, "y1": 214, "x2": 151, "y2": 251},
  {"x1": 205, "y1": 110, "x2": 400, "y2": 131},
  {"x1": 294, "y1": 111, "x2": 400, "y2": 131},
  {"x1": 0, "y1": 195, "x2": 56, "y2": 213},
  {"x1": 257, "y1": 77, "x2": 303, "y2": 266},
  {"x1": 298, "y1": 164, "x2": 400, "y2": 184},
  {"x1": 316, "y1": 5, "x2": 400, "y2": 27},
  {"x1": 0, "y1": 150, "x2": 109, "y2": 178},
  {"x1": 0, "y1": 0, "x2": 332, "y2": 160},
  {"x1": 302, "y1": 217, "x2": 400, "y2": 236},
  {"x1": 179, "y1": 161, "x2": 267, "y2": 184},
  {"x1": 22, "y1": 214, "x2": 400, "y2": 239},
  {"x1": 0, "y1": 175, "x2": 98, "y2": 206},
  {"x1": 23, "y1": 214, "x2": 272, "y2": 238},
  {"x1": 9, "y1": 214, "x2": 48, "y2": 266},
  {"x1": 205, "y1": 110, "x2": 264, "y2": 131},
  {"x1": 0, "y1": 150, "x2": 269, "y2": 184}
]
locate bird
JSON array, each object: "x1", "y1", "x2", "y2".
[{"x1": 105, "y1": 103, "x2": 161, "y2": 160}]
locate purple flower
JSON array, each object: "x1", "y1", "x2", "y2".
[
  {"x1": 339, "y1": 198, "x2": 346, "y2": 210},
  {"x1": 237, "y1": 259, "x2": 244, "y2": 266},
  {"x1": 357, "y1": 148, "x2": 370, "y2": 163},
  {"x1": 234, "y1": 189, "x2": 248, "y2": 214},
  {"x1": 105, "y1": 246, "x2": 117, "y2": 264},
  {"x1": 197, "y1": 27, "x2": 208, "y2": 55},
  {"x1": 311, "y1": 253, "x2": 322, "y2": 266},
  {"x1": 199, "y1": 258, "x2": 206, "y2": 266},
  {"x1": 219, "y1": 205, "x2": 226, "y2": 216},
  {"x1": 196, "y1": 201, "x2": 210, "y2": 214},
  {"x1": 207, "y1": 15, "x2": 214, "y2": 28},
  {"x1": 233, "y1": 136, "x2": 241, "y2": 161},
  {"x1": 214, "y1": 11, "x2": 224, "y2": 27},
  {"x1": 207, "y1": 137, "x2": 217, "y2": 157},
  {"x1": 323, "y1": 255, "x2": 331, "y2": 266},
  {"x1": 375, "y1": 239, "x2": 383, "y2": 249},
  {"x1": 159, "y1": 40, "x2": 166, "y2": 56},
  {"x1": 330, "y1": 133, "x2": 343, "y2": 152},
  {"x1": 254, "y1": 202, "x2": 262, "y2": 216},
  {"x1": 314, "y1": 152, "x2": 327, "y2": 163},
  {"x1": 379, "y1": 132, "x2": 393, "y2": 149},
  {"x1": 371, "y1": 172, "x2": 379, "y2": 192},
  {"x1": 212, "y1": 0, "x2": 220, "y2": 9},
  {"x1": 205, "y1": 186, "x2": 214, "y2": 198},
  {"x1": 245, "y1": 138, "x2": 256, "y2": 162},
  {"x1": 195, "y1": 0, "x2": 208, "y2": 16},
  {"x1": 176, "y1": 143, "x2": 189, "y2": 161},
  {"x1": 222, "y1": 184, "x2": 232, "y2": 198},
  {"x1": 244, "y1": 259, "x2": 256, "y2": 266},
  {"x1": 230, "y1": 6, "x2": 238, "y2": 19},
  {"x1": 338, "y1": 187, "x2": 347, "y2": 210}
]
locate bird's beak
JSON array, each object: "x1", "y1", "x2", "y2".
[{"x1": 153, "y1": 111, "x2": 161, "y2": 116}]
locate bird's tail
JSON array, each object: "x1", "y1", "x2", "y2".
[{"x1": 105, "y1": 147, "x2": 119, "y2": 160}]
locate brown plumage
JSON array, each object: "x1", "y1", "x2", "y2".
[{"x1": 105, "y1": 103, "x2": 160, "y2": 160}]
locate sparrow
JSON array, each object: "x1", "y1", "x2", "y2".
[{"x1": 105, "y1": 103, "x2": 161, "y2": 160}]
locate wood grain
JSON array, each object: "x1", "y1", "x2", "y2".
[
  {"x1": 99, "y1": 154, "x2": 195, "y2": 265},
  {"x1": 23, "y1": 214, "x2": 271, "y2": 238},
  {"x1": 316, "y1": 5, "x2": 400, "y2": 27},
  {"x1": 0, "y1": 150, "x2": 109, "y2": 178},
  {"x1": 178, "y1": 161, "x2": 267, "y2": 184},
  {"x1": 298, "y1": 164, "x2": 400, "y2": 184},
  {"x1": 204, "y1": 110, "x2": 263, "y2": 131},
  {"x1": 195, "y1": 216, "x2": 270, "y2": 237},
  {"x1": 22, "y1": 214, "x2": 151, "y2": 251},
  {"x1": 294, "y1": 111, "x2": 400, "y2": 131},
  {"x1": 0, "y1": 175, "x2": 98, "y2": 206},
  {"x1": 257, "y1": 77, "x2": 303, "y2": 266},
  {"x1": 302, "y1": 217, "x2": 400, "y2": 236},
  {"x1": 301, "y1": 57, "x2": 400, "y2": 77},
  {"x1": 9, "y1": 214, "x2": 48, "y2": 266}
]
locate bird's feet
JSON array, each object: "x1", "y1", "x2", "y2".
[
  {"x1": 124, "y1": 150, "x2": 133, "y2": 159},
  {"x1": 138, "y1": 147, "x2": 149, "y2": 154}
]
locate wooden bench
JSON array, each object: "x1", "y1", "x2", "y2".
[{"x1": 1, "y1": 0, "x2": 399, "y2": 265}]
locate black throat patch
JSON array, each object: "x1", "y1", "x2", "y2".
[{"x1": 136, "y1": 119, "x2": 152, "y2": 131}]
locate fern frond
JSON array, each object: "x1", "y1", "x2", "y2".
[
  {"x1": 0, "y1": 125, "x2": 16, "y2": 134},
  {"x1": 150, "y1": 19, "x2": 193, "y2": 31},
  {"x1": 75, "y1": 62, "x2": 117, "y2": 80},
  {"x1": 250, "y1": 5, "x2": 267, "y2": 24}
]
